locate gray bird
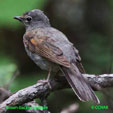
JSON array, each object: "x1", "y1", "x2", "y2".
[{"x1": 14, "y1": 9, "x2": 100, "y2": 104}]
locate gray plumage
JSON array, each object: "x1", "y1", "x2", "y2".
[{"x1": 14, "y1": 9, "x2": 100, "y2": 104}]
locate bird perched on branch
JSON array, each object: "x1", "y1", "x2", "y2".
[{"x1": 14, "y1": 9, "x2": 100, "y2": 104}]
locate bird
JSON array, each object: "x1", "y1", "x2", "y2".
[{"x1": 14, "y1": 9, "x2": 100, "y2": 104}]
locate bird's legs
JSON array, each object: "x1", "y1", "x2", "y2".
[
  {"x1": 38, "y1": 68, "x2": 52, "y2": 113},
  {"x1": 38, "y1": 67, "x2": 52, "y2": 89},
  {"x1": 46, "y1": 67, "x2": 51, "y2": 81},
  {"x1": 46, "y1": 67, "x2": 52, "y2": 89}
]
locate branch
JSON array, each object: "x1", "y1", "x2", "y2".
[
  {"x1": 0, "y1": 73, "x2": 113, "y2": 113},
  {"x1": 24, "y1": 101, "x2": 50, "y2": 113},
  {"x1": 60, "y1": 103, "x2": 79, "y2": 113},
  {"x1": 84, "y1": 74, "x2": 113, "y2": 90}
]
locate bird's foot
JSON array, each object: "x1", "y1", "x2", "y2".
[{"x1": 37, "y1": 80, "x2": 52, "y2": 89}]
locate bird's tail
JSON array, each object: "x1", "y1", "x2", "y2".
[{"x1": 61, "y1": 63, "x2": 100, "y2": 104}]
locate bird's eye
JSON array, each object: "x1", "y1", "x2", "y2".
[{"x1": 26, "y1": 16, "x2": 32, "y2": 21}]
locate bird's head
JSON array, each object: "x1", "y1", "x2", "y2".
[{"x1": 14, "y1": 9, "x2": 50, "y2": 29}]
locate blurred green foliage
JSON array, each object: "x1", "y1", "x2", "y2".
[
  {"x1": 10, "y1": 72, "x2": 47, "y2": 92},
  {"x1": 0, "y1": 0, "x2": 48, "y2": 28},
  {"x1": 0, "y1": 55, "x2": 17, "y2": 86},
  {"x1": 82, "y1": 32, "x2": 111, "y2": 74}
]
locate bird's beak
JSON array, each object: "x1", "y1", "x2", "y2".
[{"x1": 14, "y1": 16, "x2": 23, "y2": 21}]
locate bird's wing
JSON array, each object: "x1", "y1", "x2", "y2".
[{"x1": 24, "y1": 31, "x2": 70, "y2": 68}]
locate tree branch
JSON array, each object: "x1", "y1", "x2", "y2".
[
  {"x1": 84, "y1": 74, "x2": 113, "y2": 90},
  {"x1": 60, "y1": 103, "x2": 79, "y2": 113},
  {"x1": 0, "y1": 73, "x2": 113, "y2": 113}
]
